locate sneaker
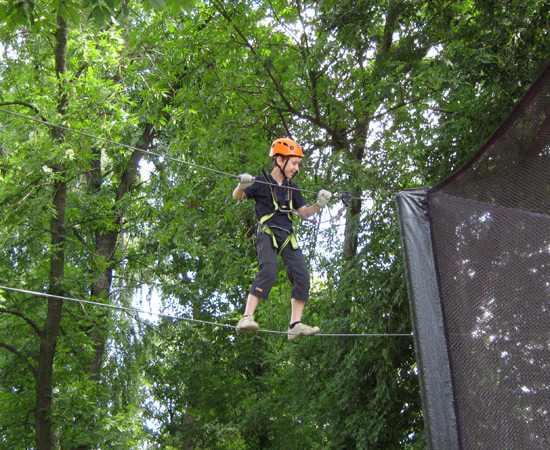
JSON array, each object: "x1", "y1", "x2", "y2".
[
  {"x1": 236, "y1": 315, "x2": 259, "y2": 333},
  {"x1": 287, "y1": 322, "x2": 320, "y2": 341}
]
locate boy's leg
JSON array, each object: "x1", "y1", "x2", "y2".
[
  {"x1": 244, "y1": 294, "x2": 260, "y2": 317},
  {"x1": 290, "y1": 297, "x2": 305, "y2": 323},
  {"x1": 288, "y1": 297, "x2": 320, "y2": 340},
  {"x1": 280, "y1": 244, "x2": 310, "y2": 304},
  {"x1": 236, "y1": 294, "x2": 261, "y2": 332},
  {"x1": 249, "y1": 231, "x2": 278, "y2": 300},
  {"x1": 237, "y1": 231, "x2": 278, "y2": 333},
  {"x1": 281, "y1": 245, "x2": 319, "y2": 340}
]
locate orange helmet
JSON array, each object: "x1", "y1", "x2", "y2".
[{"x1": 269, "y1": 138, "x2": 303, "y2": 158}]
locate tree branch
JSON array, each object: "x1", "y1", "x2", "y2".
[
  {"x1": 0, "y1": 308, "x2": 42, "y2": 337},
  {"x1": 0, "y1": 101, "x2": 47, "y2": 122},
  {"x1": 0, "y1": 342, "x2": 38, "y2": 378}
]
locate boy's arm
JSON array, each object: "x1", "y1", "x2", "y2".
[
  {"x1": 296, "y1": 203, "x2": 321, "y2": 219},
  {"x1": 233, "y1": 185, "x2": 247, "y2": 201},
  {"x1": 233, "y1": 174, "x2": 255, "y2": 201},
  {"x1": 296, "y1": 189, "x2": 331, "y2": 218}
]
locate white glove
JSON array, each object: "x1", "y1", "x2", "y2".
[
  {"x1": 316, "y1": 189, "x2": 332, "y2": 207},
  {"x1": 237, "y1": 173, "x2": 254, "y2": 190}
]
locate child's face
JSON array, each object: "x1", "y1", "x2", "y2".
[{"x1": 284, "y1": 156, "x2": 302, "y2": 178}]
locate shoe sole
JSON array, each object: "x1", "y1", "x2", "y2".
[
  {"x1": 287, "y1": 328, "x2": 320, "y2": 341},
  {"x1": 237, "y1": 326, "x2": 259, "y2": 334}
]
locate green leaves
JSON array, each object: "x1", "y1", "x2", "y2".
[
  {"x1": 145, "y1": 0, "x2": 194, "y2": 14},
  {"x1": 1, "y1": 0, "x2": 549, "y2": 448}
]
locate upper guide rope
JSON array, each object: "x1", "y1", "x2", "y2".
[
  {"x1": 0, "y1": 107, "x2": 392, "y2": 203},
  {"x1": 0, "y1": 285, "x2": 413, "y2": 338}
]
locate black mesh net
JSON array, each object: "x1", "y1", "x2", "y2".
[{"x1": 427, "y1": 64, "x2": 550, "y2": 449}]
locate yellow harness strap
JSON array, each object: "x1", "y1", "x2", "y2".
[
  {"x1": 258, "y1": 221, "x2": 298, "y2": 254},
  {"x1": 258, "y1": 175, "x2": 298, "y2": 253}
]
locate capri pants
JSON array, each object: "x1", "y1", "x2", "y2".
[{"x1": 249, "y1": 227, "x2": 310, "y2": 302}]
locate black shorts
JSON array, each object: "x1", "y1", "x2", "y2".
[{"x1": 249, "y1": 228, "x2": 310, "y2": 302}]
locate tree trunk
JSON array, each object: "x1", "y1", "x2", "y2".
[
  {"x1": 68, "y1": 126, "x2": 154, "y2": 450},
  {"x1": 35, "y1": 176, "x2": 66, "y2": 450},
  {"x1": 87, "y1": 123, "x2": 155, "y2": 382},
  {"x1": 35, "y1": 172, "x2": 67, "y2": 450},
  {"x1": 35, "y1": 12, "x2": 68, "y2": 450}
]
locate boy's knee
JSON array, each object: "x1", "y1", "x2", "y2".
[
  {"x1": 262, "y1": 262, "x2": 278, "y2": 285},
  {"x1": 290, "y1": 270, "x2": 309, "y2": 300},
  {"x1": 292, "y1": 265, "x2": 309, "y2": 285}
]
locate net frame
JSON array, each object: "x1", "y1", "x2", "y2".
[{"x1": 397, "y1": 62, "x2": 550, "y2": 450}]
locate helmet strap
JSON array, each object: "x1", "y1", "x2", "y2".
[
  {"x1": 273, "y1": 155, "x2": 290, "y2": 181},
  {"x1": 280, "y1": 157, "x2": 290, "y2": 181}
]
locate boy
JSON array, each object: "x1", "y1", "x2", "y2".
[{"x1": 233, "y1": 138, "x2": 331, "y2": 340}]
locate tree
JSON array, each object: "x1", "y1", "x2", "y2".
[
  {"x1": 140, "y1": 1, "x2": 550, "y2": 448},
  {"x1": 1, "y1": 0, "x2": 549, "y2": 448},
  {"x1": 1, "y1": 0, "x2": 191, "y2": 448}
]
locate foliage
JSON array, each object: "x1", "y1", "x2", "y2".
[{"x1": 1, "y1": 0, "x2": 549, "y2": 448}]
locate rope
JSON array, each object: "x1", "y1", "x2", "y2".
[
  {"x1": 0, "y1": 108, "x2": 236, "y2": 179},
  {"x1": 0, "y1": 110, "x2": 405, "y2": 337},
  {"x1": 0, "y1": 285, "x2": 413, "y2": 338},
  {"x1": 0, "y1": 107, "x2": 391, "y2": 203}
]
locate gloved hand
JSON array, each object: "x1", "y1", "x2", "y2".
[
  {"x1": 316, "y1": 189, "x2": 332, "y2": 207},
  {"x1": 237, "y1": 173, "x2": 255, "y2": 190}
]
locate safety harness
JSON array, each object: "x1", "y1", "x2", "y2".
[{"x1": 258, "y1": 169, "x2": 299, "y2": 253}]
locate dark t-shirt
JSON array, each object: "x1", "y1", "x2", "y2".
[{"x1": 244, "y1": 174, "x2": 307, "y2": 232}]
